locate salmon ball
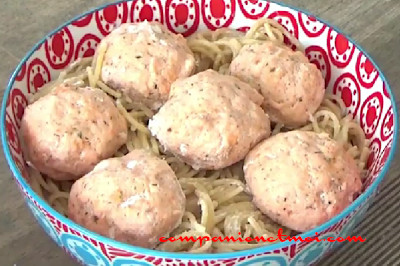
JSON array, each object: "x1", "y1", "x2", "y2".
[
  {"x1": 243, "y1": 131, "x2": 362, "y2": 232},
  {"x1": 230, "y1": 41, "x2": 325, "y2": 127},
  {"x1": 68, "y1": 149, "x2": 186, "y2": 248},
  {"x1": 148, "y1": 69, "x2": 270, "y2": 170},
  {"x1": 99, "y1": 21, "x2": 195, "y2": 110},
  {"x1": 20, "y1": 84, "x2": 128, "y2": 181}
]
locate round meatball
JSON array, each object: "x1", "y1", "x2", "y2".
[
  {"x1": 20, "y1": 84, "x2": 128, "y2": 181},
  {"x1": 244, "y1": 130, "x2": 362, "y2": 232},
  {"x1": 99, "y1": 21, "x2": 195, "y2": 110},
  {"x1": 229, "y1": 41, "x2": 325, "y2": 127},
  {"x1": 68, "y1": 149, "x2": 186, "y2": 249},
  {"x1": 148, "y1": 69, "x2": 270, "y2": 170}
]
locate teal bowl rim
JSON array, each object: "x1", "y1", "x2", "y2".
[{"x1": 1, "y1": 0, "x2": 398, "y2": 260}]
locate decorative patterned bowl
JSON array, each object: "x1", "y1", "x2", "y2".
[{"x1": 1, "y1": 0, "x2": 398, "y2": 265}]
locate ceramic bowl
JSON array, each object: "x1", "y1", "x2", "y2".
[{"x1": 1, "y1": 0, "x2": 398, "y2": 265}]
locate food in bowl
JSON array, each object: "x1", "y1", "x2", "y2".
[
  {"x1": 148, "y1": 69, "x2": 270, "y2": 170},
  {"x1": 99, "y1": 21, "x2": 196, "y2": 111},
  {"x1": 68, "y1": 149, "x2": 186, "y2": 249},
  {"x1": 244, "y1": 130, "x2": 362, "y2": 232},
  {"x1": 18, "y1": 16, "x2": 373, "y2": 255},
  {"x1": 229, "y1": 41, "x2": 325, "y2": 127},
  {"x1": 20, "y1": 84, "x2": 128, "y2": 181}
]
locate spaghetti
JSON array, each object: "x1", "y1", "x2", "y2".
[{"x1": 25, "y1": 18, "x2": 369, "y2": 253}]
